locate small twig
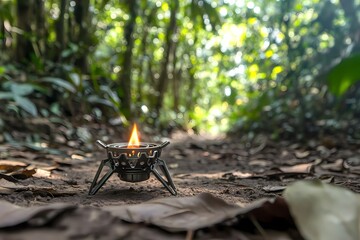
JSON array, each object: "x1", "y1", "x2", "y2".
[
  {"x1": 249, "y1": 214, "x2": 268, "y2": 240},
  {"x1": 185, "y1": 230, "x2": 194, "y2": 240}
]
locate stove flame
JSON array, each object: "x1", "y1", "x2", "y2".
[{"x1": 128, "y1": 124, "x2": 140, "y2": 148}]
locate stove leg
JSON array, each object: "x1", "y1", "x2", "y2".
[
  {"x1": 89, "y1": 159, "x2": 115, "y2": 195},
  {"x1": 151, "y1": 159, "x2": 177, "y2": 196},
  {"x1": 157, "y1": 158, "x2": 177, "y2": 191}
]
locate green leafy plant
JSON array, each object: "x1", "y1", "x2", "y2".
[
  {"x1": 327, "y1": 54, "x2": 360, "y2": 97},
  {"x1": 0, "y1": 81, "x2": 38, "y2": 116}
]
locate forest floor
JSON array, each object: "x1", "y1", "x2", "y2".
[
  {"x1": 1, "y1": 131, "x2": 359, "y2": 206},
  {"x1": 1, "y1": 125, "x2": 360, "y2": 239}
]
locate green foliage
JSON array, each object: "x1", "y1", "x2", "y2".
[
  {"x1": 0, "y1": 81, "x2": 38, "y2": 116},
  {"x1": 40, "y1": 77, "x2": 77, "y2": 93},
  {"x1": 0, "y1": 0, "x2": 360, "y2": 140},
  {"x1": 328, "y1": 54, "x2": 360, "y2": 96}
]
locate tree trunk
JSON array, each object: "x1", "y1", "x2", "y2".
[
  {"x1": 56, "y1": 0, "x2": 67, "y2": 57},
  {"x1": 155, "y1": 0, "x2": 179, "y2": 117},
  {"x1": 74, "y1": 0, "x2": 90, "y2": 72},
  {"x1": 0, "y1": 17, "x2": 4, "y2": 50},
  {"x1": 186, "y1": 66, "x2": 196, "y2": 111},
  {"x1": 172, "y1": 44, "x2": 180, "y2": 113},
  {"x1": 15, "y1": 0, "x2": 34, "y2": 62},
  {"x1": 118, "y1": 0, "x2": 138, "y2": 119},
  {"x1": 186, "y1": 34, "x2": 198, "y2": 111},
  {"x1": 34, "y1": 0, "x2": 46, "y2": 57}
]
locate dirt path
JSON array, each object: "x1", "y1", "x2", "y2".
[{"x1": 1, "y1": 133, "x2": 360, "y2": 208}]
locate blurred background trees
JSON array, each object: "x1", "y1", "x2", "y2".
[{"x1": 1, "y1": 0, "x2": 360, "y2": 141}]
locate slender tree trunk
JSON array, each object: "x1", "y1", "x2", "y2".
[
  {"x1": 74, "y1": 0, "x2": 90, "y2": 72},
  {"x1": 172, "y1": 44, "x2": 180, "y2": 113},
  {"x1": 15, "y1": 0, "x2": 34, "y2": 62},
  {"x1": 155, "y1": 0, "x2": 179, "y2": 117},
  {"x1": 56, "y1": 0, "x2": 67, "y2": 57},
  {"x1": 118, "y1": 0, "x2": 138, "y2": 119},
  {"x1": 186, "y1": 34, "x2": 198, "y2": 111},
  {"x1": 34, "y1": 0, "x2": 46, "y2": 58},
  {"x1": 0, "y1": 18, "x2": 4, "y2": 50},
  {"x1": 186, "y1": 66, "x2": 195, "y2": 111}
]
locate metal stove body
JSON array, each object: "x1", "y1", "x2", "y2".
[{"x1": 89, "y1": 140, "x2": 177, "y2": 196}]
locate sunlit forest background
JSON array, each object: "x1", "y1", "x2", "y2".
[{"x1": 1, "y1": 0, "x2": 360, "y2": 142}]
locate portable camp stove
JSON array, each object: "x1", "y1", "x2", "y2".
[{"x1": 89, "y1": 140, "x2": 177, "y2": 196}]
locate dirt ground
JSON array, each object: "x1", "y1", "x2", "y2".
[{"x1": 1, "y1": 130, "x2": 360, "y2": 208}]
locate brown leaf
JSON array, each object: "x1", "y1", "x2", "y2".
[
  {"x1": 320, "y1": 159, "x2": 343, "y2": 172},
  {"x1": 279, "y1": 163, "x2": 314, "y2": 174},
  {"x1": 263, "y1": 185, "x2": 287, "y2": 193},
  {"x1": 9, "y1": 208, "x2": 183, "y2": 240},
  {"x1": 222, "y1": 171, "x2": 254, "y2": 180},
  {"x1": 103, "y1": 193, "x2": 292, "y2": 232},
  {"x1": 33, "y1": 168, "x2": 51, "y2": 178},
  {"x1": 0, "y1": 160, "x2": 27, "y2": 173},
  {"x1": 249, "y1": 159, "x2": 272, "y2": 167},
  {"x1": 0, "y1": 194, "x2": 296, "y2": 239},
  {"x1": 9, "y1": 167, "x2": 36, "y2": 179},
  {"x1": 0, "y1": 201, "x2": 75, "y2": 228},
  {"x1": 103, "y1": 193, "x2": 241, "y2": 232},
  {"x1": 294, "y1": 150, "x2": 310, "y2": 159}
]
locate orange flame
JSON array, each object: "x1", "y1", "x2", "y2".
[{"x1": 128, "y1": 124, "x2": 140, "y2": 148}]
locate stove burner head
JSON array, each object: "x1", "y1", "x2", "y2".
[{"x1": 89, "y1": 140, "x2": 176, "y2": 196}]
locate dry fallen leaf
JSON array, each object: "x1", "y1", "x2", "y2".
[
  {"x1": 0, "y1": 192, "x2": 297, "y2": 239},
  {"x1": 0, "y1": 160, "x2": 27, "y2": 172},
  {"x1": 33, "y1": 168, "x2": 52, "y2": 178},
  {"x1": 249, "y1": 159, "x2": 272, "y2": 167},
  {"x1": 294, "y1": 150, "x2": 310, "y2": 159},
  {"x1": 0, "y1": 160, "x2": 58, "y2": 181},
  {"x1": 320, "y1": 159, "x2": 343, "y2": 172},
  {"x1": 103, "y1": 193, "x2": 292, "y2": 232},
  {"x1": 262, "y1": 185, "x2": 287, "y2": 193},
  {"x1": 279, "y1": 163, "x2": 314, "y2": 174},
  {"x1": 103, "y1": 193, "x2": 241, "y2": 232},
  {"x1": 284, "y1": 180, "x2": 360, "y2": 240},
  {"x1": 0, "y1": 201, "x2": 75, "y2": 228},
  {"x1": 9, "y1": 167, "x2": 36, "y2": 179}
]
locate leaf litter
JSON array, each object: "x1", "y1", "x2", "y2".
[
  {"x1": 0, "y1": 159, "x2": 58, "y2": 181},
  {"x1": 2, "y1": 181, "x2": 358, "y2": 239},
  {"x1": 1, "y1": 135, "x2": 360, "y2": 239}
]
